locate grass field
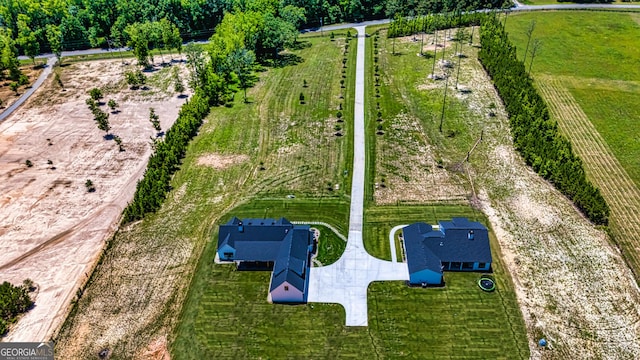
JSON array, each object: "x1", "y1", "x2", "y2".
[
  {"x1": 170, "y1": 27, "x2": 529, "y2": 359},
  {"x1": 55, "y1": 31, "x2": 357, "y2": 358},
  {"x1": 521, "y1": 0, "x2": 640, "y2": 5},
  {"x1": 172, "y1": 200, "x2": 529, "y2": 359},
  {"x1": 507, "y1": 11, "x2": 640, "y2": 279}
]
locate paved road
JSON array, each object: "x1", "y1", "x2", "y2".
[
  {"x1": 512, "y1": 0, "x2": 640, "y2": 11},
  {"x1": 0, "y1": 57, "x2": 56, "y2": 123},
  {"x1": 306, "y1": 26, "x2": 409, "y2": 327}
]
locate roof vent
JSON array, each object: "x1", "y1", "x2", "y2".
[
  {"x1": 468, "y1": 230, "x2": 474, "y2": 240},
  {"x1": 439, "y1": 242, "x2": 444, "y2": 247}
]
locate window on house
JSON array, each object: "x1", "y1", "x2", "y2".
[
  {"x1": 223, "y1": 252, "x2": 233, "y2": 258},
  {"x1": 462, "y1": 262, "x2": 474, "y2": 270},
  {"x1": 478, "y1": 263, "x2": 486, "y2": 269},
  {"x1": 284, "y1": 286, "x2": 289, "y2": 291}
]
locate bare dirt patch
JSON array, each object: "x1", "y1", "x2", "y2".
[
  {"x1": 374, "y1": 112, "x2": 467, "y2": 204},
  {"x1": 458, "y1": 52, "x2": 640, "y2": 358},
  {"x1": 197, "y1": 153, "x2": 249, "y2": 169},
  {"x1": 0, "y1": 59, "x2": 187, "y2": 342}
]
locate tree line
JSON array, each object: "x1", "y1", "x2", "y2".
[
  {"x1": 478, "y1": 14, "x2": 610, "y2": 225},
  {"x1": 122, "y1": 91, "x2": 210, "y2": 223},
  {"x1": 0, "y1": 281, "x2": 33, "y2": 335},
  {"x1": 387, "y1": 11, "x2": 483, "y2": 38},
  {"x1": 0, "y1": 0, "x2": 511, "y2": 57}
]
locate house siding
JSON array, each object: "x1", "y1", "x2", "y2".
[
  {"x1": 409, "y1": 269, "x2": 442, "y2": 285},
  {"x1": 271, "y1": 282, "x2": 304, "y2": 303},
  {"x1": 217, "y1": 244, "x2": 235, "y2": 260}
]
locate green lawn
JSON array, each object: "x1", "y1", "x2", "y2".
[
  {"x1": 507, "y1": 12, "x2": 640, "y2": 81},
  {"x1": 170, "y1": 27, "x2": 529, "y2": 359},
  {"x1": 314, "y1": 225, "x2": 347, "y2": 265},
  {"x1": 172, "y1": 200, "x2": 529, "y2": 359},
  {"x1": 507, "y1": 11, "x2": 640, "y2": 187}
]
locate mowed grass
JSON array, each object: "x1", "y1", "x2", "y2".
[
  {"x1": 55, "y1": 32, "x2": 357, "y2": 358},
  {"x1": 313, "y1": 225, "x2": 347, "y2": 265},
  {"x1": 507, "y1": 12, "x2": 640, "y2": 81},
  {"x1": 173, "y1": 200, "x2": 529, "y2": 359},
  {"x1": 569, "y1": 85, "x2": 640, "y2": 187},
  {"x1": 507, "y1": 12, "x2": 640, "y2": 277}
]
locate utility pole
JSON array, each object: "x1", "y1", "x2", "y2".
[
  {"x1": 420, "y1": 31, "x2": 424, "y2": 56},
  {"x1": 455, "y1": 42, "x2": 462, "y2": 89},
  {"x1": 320, "y1": 17, "x2": 324, "y2": 37},
  {"x1": 439, "y1": 70, "x2": 449, "y2": 133},
  {"x1": 431, "y1": 29, "x2": 438, "y2": 77}
]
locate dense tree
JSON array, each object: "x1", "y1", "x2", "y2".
[
  {"x1": 478, "y1": 14, "x2": 609, "y2": 225},
  {"x1": 45, "y1": 24, "x2": 63, "y2": 64},
  {"x1": 0, "y1": 281, "x2": 33, "y2": 335},
  {"x1": 16, "y1": 14, "x2": 39, "y2": 65}
]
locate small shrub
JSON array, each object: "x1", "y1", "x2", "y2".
[
  {"x1": 337, "y1": 111, "x2": 343, "y2": 119},
  {"x1": 25, "y1": 159, "x2": 33, "y2": 167},
  {"x1": 339, "y1": 103, "x2": 343, "y2": 110},
  {"x1": 303, "y1": 79, "x2": 307, "y2": 88},
  {"x1": 89, "y1": 88, "x2": 103, "y2": 101},
  {"x1": 107, "y1": 99, "x2": 118, "y2": 112},
  {"x1": 340, "y1": 79, "x2": 345, "y2": 88},
  {"x1": 85, "y1": 179, "x2": 95, "y2": 192},
  {"x1": 9, "y1": 82, "x2": 19, "y2": 95},
  {"x1": 330, "y1": 32, "x2": 335, "y2": 40},
  {"x1": 299, "y1": 92, "x2": 305, "y2": 104},
  {"x1": 18, "y1": 74, "x2": 29, "y2": 86}
]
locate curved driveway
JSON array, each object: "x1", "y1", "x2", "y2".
[{"x1": 306, "y1": 27, "x2": 409, "y2": 327}]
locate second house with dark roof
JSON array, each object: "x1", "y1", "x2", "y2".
[
  {"x1": 402, "y1": 217, "x2": 492, "y2": 286},
  {"x1": 217, "y1": 217, "x2": 314, "y2": 303}
]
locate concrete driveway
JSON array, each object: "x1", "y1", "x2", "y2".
[{"x1": 306, "y1": 26, "x2": 409, "y2": 327}]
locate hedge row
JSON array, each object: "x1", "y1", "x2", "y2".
[
  {"x1": 478, "y1": 14, "x2": 609, "y2": 225},
  {"x1": 122, "y1": 91, "x2": 211, "y2": 223},
  {"x1": 387, "y1": 12, "x2": 483, "y2": 38}
]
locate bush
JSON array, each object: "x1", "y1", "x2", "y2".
[
  {"x1": 0, "y1": 281, "x2": 33, "y2": 336},
  {"x1": 125, "y1": 70, "x2": 146, "y2": 89},
  {"x1": 299, "y1": 92, "x2": 305, "y2": 104},
  {"x1": 89, "y1": 88, "x2": 103, "y2": 101}
]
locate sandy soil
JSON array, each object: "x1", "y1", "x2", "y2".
[
  {"x1": 455, "y1": 53, "x2": 640, "y2": 359},
  {"x1": 0, "y1": 59, "x2": 188, "y2": 342}
]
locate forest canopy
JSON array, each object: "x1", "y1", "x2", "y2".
[{"x1": 0, "y1": 0, "x2": 511, "y2": 55}]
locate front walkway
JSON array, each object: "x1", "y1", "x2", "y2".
[{"x1": 306, "y1": 26, "x2": 409, "y2": 327}]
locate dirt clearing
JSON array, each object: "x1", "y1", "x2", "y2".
[
  {"x1": 197, "y1": 153, "x2": 249, "y2": 169},
  {"x1": 0, "y1": 59, "x2": 187, "y2": 342},
  {"x1": 457, "y1": 53, "x2": 640, "y2": 358}
]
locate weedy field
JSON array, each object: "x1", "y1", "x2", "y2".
[
  {"x1": 508, "y1": 11, "x2": 640, "y2": 284},
  {"x1": 376, "y1": 21, "x2": 640, "y2": 358}
]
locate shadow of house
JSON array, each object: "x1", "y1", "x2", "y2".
[
  {"x1": 217, "y1": 217, "x2": 313, "y2": 303},
  {"x1": 403, "y1": 217, "x2": 492, "y2": 286}
]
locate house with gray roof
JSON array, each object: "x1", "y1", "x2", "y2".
[
  {"x1": 217, "y1": 217, "x2": 313, "y2": 303},
  {"x1": 402, "y1": 217, "x2": 492, "y2": 286}
]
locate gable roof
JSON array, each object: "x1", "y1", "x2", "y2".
[
  {"x1": 403, "y1": 218, "x2": 493, "y2": 274},
  {"x1": 403, "y1": 223, "x2": 443, "y2": 274},
  {"x1": 218, "y1": 217, "x2": 296, "y2": 261},
  {"x1": 270, "y1": 226, "x2": 310, "y2": 292}
]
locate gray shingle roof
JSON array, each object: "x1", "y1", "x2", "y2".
[
  {"x1": 218, "y1": 218, "x2": 311, "y2": 294},
  {"x1": 403, "y1": 218, "x2": 492, "y2": 274}
]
